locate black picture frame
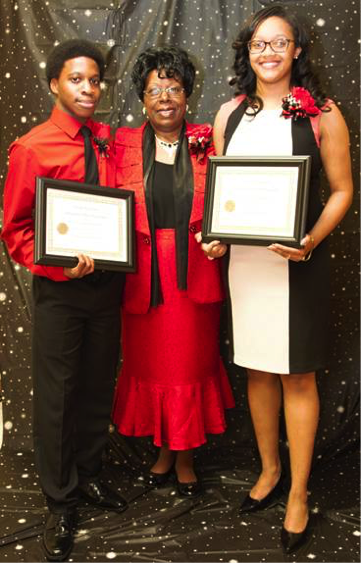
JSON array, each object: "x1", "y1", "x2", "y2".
[
  {"x1": 34, "y1": 177, "x2": 136, "y2": 272},
  {"x1": 202, "y1": 155, "x2": 311, "y2": 248}
]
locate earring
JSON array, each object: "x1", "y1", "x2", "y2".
[
  {"x1": 142, "y1": 106, "x2": 147, "y2": 116},
  {"x1": 186, "y1": 104, "x2": 189, "y2": 111}
]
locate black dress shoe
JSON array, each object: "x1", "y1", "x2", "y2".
[
  {"x1": 145, "y1": 467, "x2": 174, "y2": 488},
  {"x1": 239, "y1": 473, "x2": 284, "y2": 514},
  {"x1": 43, "y1": 511, "x2": 76, "y2": 562},
  {"x1": 281, "y1": 518, "x2": 309, "y2": 553},
  {"x1": 78, "y1": 479, "x2": 128, "y2": 512},
  {"x1": 176, "y1": 477, "x2": 202, "y2": 498}
]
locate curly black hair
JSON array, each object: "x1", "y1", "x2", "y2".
[
  {"x1": 46, "y1": 39, "x2": 105, "y2": 87},
  {"x1": 230, "y1": 4, "x2": 328, "y2": 112},
  {"x1": 131, "y1": 46, "x2": 195, "y2": 101}
]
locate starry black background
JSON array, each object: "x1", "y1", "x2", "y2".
[{"x1": 0, "y1": 1, "x2": 359, "y2": 561}]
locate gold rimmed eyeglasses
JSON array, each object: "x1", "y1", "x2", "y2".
[{"x1": 144, "y1": 86, "x2": 185, "y2": 98}]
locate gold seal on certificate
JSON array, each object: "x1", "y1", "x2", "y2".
[
  {"x1": 57, "y1": 222, "x2": 69, "y2": 235},
  {"x1": 34, "y1": 177, "x2": 136, "y2": 272},
  {"x1": 202, "y1": 156, "x2": 311, "y2": 248},
  {"x1": 224, "y1": 200, "x2": 236, "y2": 213}
]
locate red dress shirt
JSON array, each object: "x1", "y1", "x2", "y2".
[{"x1": 1, "y1": 106, "x2": 116, "y2": 281}]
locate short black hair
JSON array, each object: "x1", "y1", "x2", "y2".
[
  {"x1": 131, "y1": 46, "x2": 196, "y2": 101},
  {"x1": 46, "y1": 39, "x2": 105, "y2": 87}
]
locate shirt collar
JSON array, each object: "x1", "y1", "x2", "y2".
[{"x1": 50, "y1": 106, "x2": 95, "y2": 139}]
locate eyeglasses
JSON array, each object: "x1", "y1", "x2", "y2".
[
  {"x1": 143, "y1": 86, "x2": 185, "y2": 98},
  {"x1": 247, "y1": 38, "x2": 295, "y2": 54}
]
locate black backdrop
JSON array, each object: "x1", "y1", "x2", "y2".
[{"x1": 0, "y1": 1, "x2": 359, "y2": 561}]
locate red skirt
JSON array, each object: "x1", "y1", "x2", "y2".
[{"x1": 112, "y1": 229, "x2": 234, "y2": 450}]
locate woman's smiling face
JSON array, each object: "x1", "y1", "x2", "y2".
[
  {"x1": 143, "y1": 69, "x2": 187, "y2": 137},
  {"x1": 249, "y1": 16, "x2": 301, "y2": 89}
]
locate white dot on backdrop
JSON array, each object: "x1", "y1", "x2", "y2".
[
  {"x1": 5, "y1": 73, "x2": 11, "y2": 78},
  {"x1": 39, "y1": 62, "x2": 46, "y2": 69},
  {"x1": 0, "y1": 293, "x2": 7, "y2": 301},
  {"x1": 4, "y1": 421, "x2": 13, "y2": 430},
  {"x1": 21, "y1": 117, "x2": 27, "y2": 123},
  {"x1": 85, "y1": 10, "x2": 92, "y2": 16},
  {"x1": 126, "y1": 114, "x2": 134, "y2": 122},
  {"x1": 106, "y1": 553, "x2": 117, "y2": 559},
  {"x1": 316, "y1": 18, "x2": 325, "y2": 26}
]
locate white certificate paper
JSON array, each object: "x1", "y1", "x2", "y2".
[
  {"x1": 46, "y1": 188, "x2": 128, "y2": 262},
  {"x1": 211, "y1": 166, "x2": 299, "y2": 237}
]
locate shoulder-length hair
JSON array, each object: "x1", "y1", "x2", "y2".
[{"x1": 230, "y1": 4, "x2": 329, "y2": 112}]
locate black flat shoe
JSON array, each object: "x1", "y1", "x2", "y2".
[
  {"x1": 78, "y1": 479, "x2": 128, "y2": 513},
  {"x1": 239, "y1": 473, "x2": 284, "y2": 514},
  {"x1": 43, "y1": 511, "x2": 76, "y2": 562},
  {"x1": 176, "y1": 477, "x2": 202, "y2": 498},
  {"x1": 281, "y1": 518, "x2": 309, "y2": 553},
  {"x1": 145, "y1": 467, "x2": 174, "y2": 488}
]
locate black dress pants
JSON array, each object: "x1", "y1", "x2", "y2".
[{"x1": 31, "y1": 272, "x2": 124, "y2": 513}]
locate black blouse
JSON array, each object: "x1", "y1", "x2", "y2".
[{"x1": 153, "y1": 161, "x2": 176, "y2": 228}]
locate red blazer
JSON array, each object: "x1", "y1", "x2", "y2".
[{"x1": 115, "y1": 122, "x2": 224, "y2": 314}]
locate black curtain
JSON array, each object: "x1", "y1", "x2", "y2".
[
  {"x1": 0, "y1": 2, "x2": 359, "y2": 561},
  {"x1": 0, "y1": 0, "x2": 359, "y2": 456}
]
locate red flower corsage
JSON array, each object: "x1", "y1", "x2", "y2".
[
  {"x1": 281, "y1": 87, "x2": 321, "y2": 120},
  {"x1": 186, "y1": 125, "x2": 213, "y2": 162}
]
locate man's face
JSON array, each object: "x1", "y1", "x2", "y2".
[{"x1": 50, "y1": 56, "x2": 101, "y2": 122}]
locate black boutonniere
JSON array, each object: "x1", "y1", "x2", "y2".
[{"x1": 93, "y1": 136, "x2": 111, "y2": 157}]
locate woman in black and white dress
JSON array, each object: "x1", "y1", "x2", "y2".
[{"x1": 202, "y1": 3, "x2": 353, "y2": 553}]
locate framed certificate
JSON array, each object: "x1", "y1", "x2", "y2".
[
  {"x1": 202, "y1": 156, "x2": 311, "y2": 248},
  {"x1": 34, "y1": 177, "x2": 136, "y2": 272}
]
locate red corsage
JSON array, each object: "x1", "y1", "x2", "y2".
[
  {"x1": 186, "y1": 124, "x2": 213, "y2": 162},
  {"x1": 281, "y1": 87, "x2": 321, "y2": 120}
]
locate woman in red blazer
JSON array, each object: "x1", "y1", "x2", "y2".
[{"x1": 112, "y1": 46, "x2": 234, "y2": 497}]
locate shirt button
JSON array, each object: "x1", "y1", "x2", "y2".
[
  {"x1": 189, "y1": 225, "x2": 196, "y2": 233},
  {"x1": 143, "y1": 236, "x2": 151, "y2": 245}
]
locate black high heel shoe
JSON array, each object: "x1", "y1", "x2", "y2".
[
  {"x1": 176, "y1": 475, "x2": 202, "y2": 498},
  {"x1": 239, "y1": 473, "x2": 284, "y2": 514},
  {"x1": 281, "y1": 517, "x2": 309, "y2": 553},
  {"x1": 145, "y1": 466, "x2": 174, "y2": 488}
]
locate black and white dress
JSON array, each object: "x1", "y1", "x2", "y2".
[{"x1": 224, "y1": 100, "x2": 330, "y2": 374}]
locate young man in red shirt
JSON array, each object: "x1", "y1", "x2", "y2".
[{"x1": 2, "y1": 40, "x2": 126, "y2": 561}]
